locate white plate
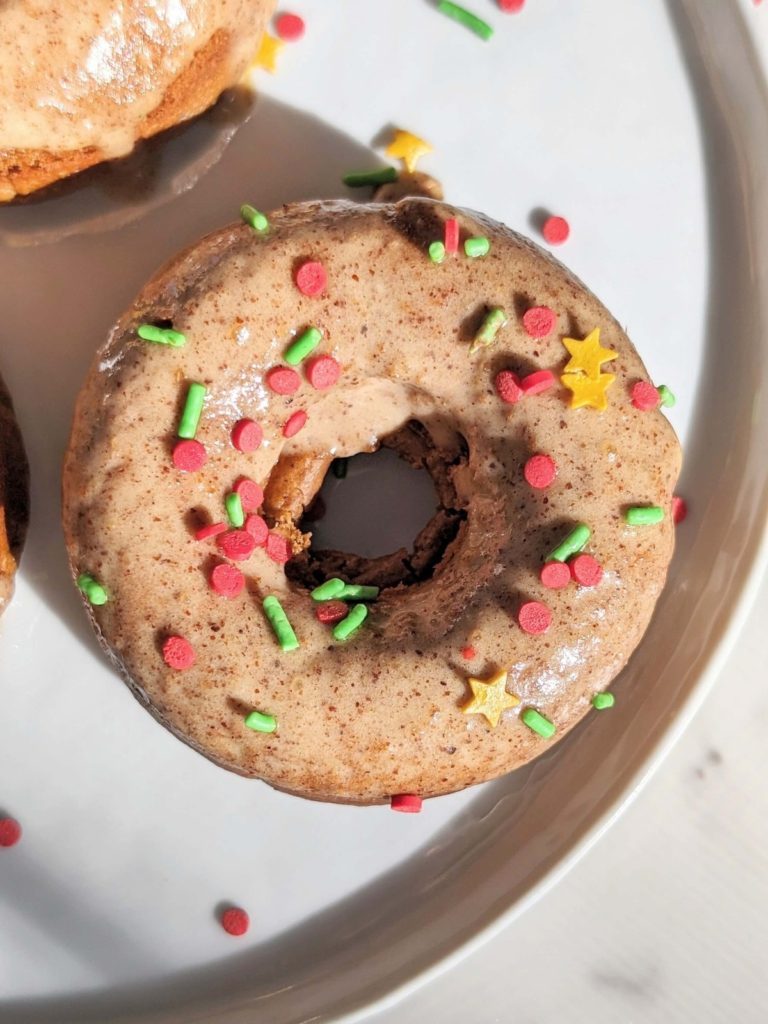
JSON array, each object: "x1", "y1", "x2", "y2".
[{"x1": 1, "y1": 1, "x2": 767, "y2": 1022}]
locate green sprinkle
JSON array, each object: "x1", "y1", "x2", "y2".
[
  {"x1": 343, "y1": 166, "x2": 398, "y2": 188},
  {"x1": 137, "y1": 324, "x2": 186, "y2": 347},
  {"x1": 471, "y1": 307, "x2": 507, "y2": 353},
  {"x1": 437, "y1": 1, "x2": 494, "y2": 40},
  {"x1": 624, "y1": 505, "x2": 665, "y2": 526},
  {"x1": 332, "y1": 458, "x2": 348, "y2": 479},
  {"x1": 240, "y1": 204, "x2": 269, "y2": 233},
  {"x1": 285, "y1": 326, "x2": 323, "y2": 366},
  {"x1": 77, "y1": 573, "x2": 108, "y2": 606},
  {"x1": 244, "y1": 709, "x2": 277, "y2": 733},
  {"x1": 429, "y1": 241, "x2": 446, "y2": 264},
  {"x1": 177, "y1": 382, "x2": 206, "y2": 440},
  {"x1": 592, "y1": 692, "x2": 615, "y2": 710},
  {"x1": 338, "y1": 584, "x2": 380, "y2": 601},
  {"x1": 263, "y1": 595, "x2": 299, "y2": 652},
  {"x1": 658, "y1": 384, "x2": 676, "y2": 408},
  {"x1": 464, "y1": 236, "x2": 491, "y2": 258},
  {"x1": 225, "y1": 492, "x2": 244, "y2": 528},
  {"x1": 333, "y1": 603, "x2": 368, "y2": 641},
  {"x1": 521, "y1": 707, "x2": 556, "y2": 739},
  {"x1": 311, "y1": 578, "x2": 346, "y2": 601},
  {"x1": 548, "y1": 523, "x2": 591, "y2": 563}
]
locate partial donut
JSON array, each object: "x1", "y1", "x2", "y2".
[{"x1": 0, "y1": 374, "x2": 29, "y2": 614}]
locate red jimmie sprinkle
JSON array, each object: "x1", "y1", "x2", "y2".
[
  {"x1": 295, "y1": 260, "x2": 327, "y2": 297},
  {"x1": 631, "y1": 381, "x2": 660, "y2": 411},
  {"x1": 234, "y1": 478, "x2": 264, "y2": 512},
  {"x1": 569, "y1": 553, "x2": 604, "y2": 588},
  {"x1": 672, "y1": 496, "x2": 688, "y2": 524},
  {"x1": 266, "y1": 367, "x2": 301, "y2": 395},
  {"x1": 522, "y1": 306, "x2": 557, "y2": 339},
  {"x1": 461, "y1": 645, "x2": 476, "y2": 660},
  {"x1": 316, "y1": 600, "x2": 348, "y2": 625},
  {"x1": 218, "y1": 529, "x2": 256, "y2": 562},
  {"x1": 162, "y1": 635, "x2": 196, "y2": 670},
  {"x1": 306, "y1": 354, "x2": 341, "y2": 391},
  {"x1": 0, "y1": 817, "x2": 22, "y2": 848},
  {"x1": 210, "y1": 562, "x2": 245, "y2": 598},
  {"x1": 275, "y1": 12, "x2": 305, "y2": 40},
  {"x1": 221, "y1": 907, "x2": 250, "y2": 936},
  {"x1": 518, "y1": 601, "x2": 552, "y2": 635},
  {"x1": 542, "y1": 215, "x2": 570, "y2": 245},
  {"x1": 195, "y1": 522, "x2": 227, "y2": 541},
  {"x1": 283, "y1": 410, "x2": 307, "y2": 438},
  {"x1": 444, "y1": 218, "x2": 459, "y2": 254},
  {"x1": 173, "y1": 439, "x2": 207, "y2": 472},
  {"x1": 266, "y1": 532, "x2": 292, "y2": 564},
  {"x1": 499, "y1": 0, "x2": 525, "y2": 10},
  {"x1": 391, "y1": 794, "x2": 423, "y2": 813},
  {"x1": 232, "y1": 418, "x2": 263, "y2": 452},
  {"x1": 524, "y1": 454, "x2": 557, "y2": 489},
  {"x1": 495, "y1": 370, "x2": 523, "y2": 404},
  {"x1": 540, "y1": 561, "x2": 571, "y2": 589},
  {"x1": 244, "y1": 514, "x2": 269, "y2": 546},
  {"x1": 520, "y1": 369, "x2": 556, "y2": 395}
]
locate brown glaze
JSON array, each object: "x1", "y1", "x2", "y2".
[{"x1": 0, "y1": 374, "x2": 29, "y2": 614}]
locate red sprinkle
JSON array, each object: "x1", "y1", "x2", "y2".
[
  {"x1": 244, "y1": 514, "x2": 269, "y2": 546},
  {"x1": 306, "y1": 354, "x2": 341, "y2": 390},
  {"x1": 540, "y1": 561, "x2": 571, "y2": 589},
  {"x1": 275, "y1": 12, "x2": 305, "y2": 40},
  {"x1": 210, "y1": 562, "x2": 245, "y2": 598},
  {"x1": 569, "y1": 554, "x2": 604, "y2": 588},
  {"x1": 283, "y1": 410, "x2": 307, "y2": 438},
  {"x1": 316, "y1": 600, "x2": 349, "y2": 624},
  {"x1": 631, "y1": 381, "x2": 660, "y2": 411},
  {"x1": 232, "y1": 418, "x2": 263, "y2": 452},
  {"x1": 524, "y1": 454, "x2": 557, "y2": 489},
  {"x1": 542, "y1": 215, "x2": 570, "y2": 245},
  {"x1": 522, "y1": 306, "x2": 557, "y2": 339},
  {"x1": 672, "y1": 496, "x2": 688, "y2": 524},
  {"x1": 195, "y1": 521, "x2": 228, "y2": 541},
  {"x1": 266, "y1": 532, "x2": 292, "y2": 564},
  {"x1": 218, "y1": 529, "x2": 256, "y2": 562},
  {"x1": 495, "y1": 369, "x2": 523, "y2": 404},
  {"x1": 172, "y1": 439, "x2": 207, "y2": 472},
  {"x1": 221, "y1": 907, "x2": 250, "y2": 936},
  {"x1": 162, "y1": 635, "x2": 196, "y2": 670},
  {"x1": 444, "y1": 218, "x2": 459, "y2": 254},
  {"x1": 295, "y1": 260, "x2": 327, "y2": 297},
  {"x1": 234, "y1": 478, "x2": 264, "y2": 512},
  {"x1": 0, "y1": 817, "x2": 22, "y2": 848},
  {"x1": 520, "y1": 369, "x2": 556, "y2": 395},
  {"x1": 499, "y1": 0, "x2": 525, "y2": 9},
  {"x1": 266, "y1": 366, "x2": 301, "y2": 395},
  {"x1": 461, "y1": 645, "x2": 477, "y2": 660},
  {"x1": 391, "y1": 794, "x2": 423, "y2": 814},
  {"x1": 518, "y1": 601, "x2": 552, "y2": 635}
]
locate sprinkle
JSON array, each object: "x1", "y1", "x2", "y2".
[
  {"x1": 217, "y1": 529, "x2": 256, "y2": 561},
  {"x1": 471, "y1": 307, "x2": 507, "y2": 354},
  {"x1": 495, "y1": 369, "x2": 523, "y2": 404},
  {"x1": 177, "y1": 382, "x2": 206, "y2": 439},
  {"x1": 499, "y1": 0, "x2": 525, "y2": 10},
  {"x1": 306, "y1": 354, "x2": 340, "y2": 390},
  {"x1": 283, "y1": 410, "x2": 307, "y2": 438},
  {"x1": 266, "y1": 366, "x2": 301, "y2": 394},
  {"x1": 437, "y1": 1, "x2": 494, "y2": 40},
  {"x1": 240, "y1": 204, "x2": 269, "y2": 232},
  {"x1": 561, "y1": 371, "x2": 615, "y2": 411},
  {"x1": 225, "y1": 492, "x2": 245, "y2": 528},
  {"x1": 462, "y1": 669, "x2": 519, "y2": 728},
  {"x1": 385, "y1": 129, "x2": 433, "y2": 174},
  {"x1": 253, "y1": 32, "x2": 283, "y2": 73},
  {"x1": 77, "y1": 572, "x2": 108, "y2": 606},
  {"x1": 540, "y1": 561, "x2": 571, "y2": 589},
  {"x1": 221, "y1": 907, "x2": 250, "y2": 936},
  {"x1": 444, "y1": 218, "x2": 460, "y2": 253},
  {"x1": 631, "y1": 381, "x2": 660, "y2": 411},
  {"x1": 518, "y1": 601, "x2": 552, "y2": 635},
  {"x1": 569, "y1": 553, "x2": 603, "y2": 587},
  {"x1": 461, "y1": 645, "x2": 477, "y2": 660},
  {"x1": 285, "y1": 326, "x2": 323, "y2": 366},
  {"x1": 172, "y1": 438, "x2": 207, "y2": 471},
  {"x1": 234, "y1": 478, "x2": 264, "y2": 512},
  {"x1": 195, "y1": 521, "x2": 227, "y2": 541},
  {"x1": 464, "y1": 236, "x2": 491, "y2": 258},
  {"x1": 244, "y1": 514, "x2": 269, "y2": 546},
  {"x1": 548, "y1": 523, "x2": 591, "y2": 562},
  {"x1": 311, "y1": 578, "x2": 346, "y2": 601},
  {"x1": 542, "y1": 215, "x2": 570, "y2": 245},
  {"x1": 295, "y1": 260, "x2": 327, "y2": 297},
  {"x1": 338, "y1": 583, "x2": 380, "y2": 600},
  {"x1": 522, "y1": 306, "x2": 556, "y2": 339},
  {"x1": 592, "y1": 692, "x2": 615, "y2": 710},
  {"x1": 316, "y1": 600, "x2": 349, "y2": 624},
  {"x1": 520, "y1": 369, "x2": 556, "y2": 395},
  {"x1": 332, "y1": 457, "x2": 348, "y2": 479},
  {"x1": 333, "y1": 603, "x2": 368, "y2": 641},
  {"x1": 266, "y1": 532, "x2": 292, "y2": 564},
  {"x1": 231, "y1": 418, "x2": 263, "y2": 452},
  {"x1": 391, "y1": 794, "x2": 423, "y2": 813},
  {"x1": 429, "y1": 241, "x2": 446, "y2": 264},
  {"x1": 0, "y1": 818, "x2": 22, "y2": 848},
  {"x1": 658, "y1": 384, "x2": 677, "y2": 407},
  {"x1": 343, "y1": 167, "x2": 398, "y2": 188},
  {"x1": 263, "y1": 594, "x2": 299, "y2": 651},
  {"x1": 562, "y1": 328, "x2": 618, "y2": 379},
  {"x1": 275, "y1": 11, "x2": 305, "y2": 40},
  {"x1": 244, "y1": 709, "x2": 278, "y2": 732},
  {"x1": 209, "y1": 562, "x2": 245, "y2": 597},
  {"x1": 672, "y1": 496, "x2": 688, "y2": 524},
  {"x1": 624, "y1": 505, "x2": 665, "y2": 526},
  {"x1": 521, "y1": 707, "x2": 556, "y2": 738},
  {"x1": 137, "y1": 324, "x2": 185, "y2": 347},
  {"x1": 524, "y1": 454, "x2": 557, "y2": 489},
  {"x1": 162, "y1": 635, "x2": 195, "y2": 670}
]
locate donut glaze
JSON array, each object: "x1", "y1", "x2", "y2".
[
  {"x1": 63, "y1": 199, "x2": 681, "y2": 804},
  {"x1": 0, "y1": 374, "x2": 29, "y2": 615}
]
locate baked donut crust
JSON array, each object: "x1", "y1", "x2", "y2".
[
  {"x1": 62, "y1": 199, "x2": 681, "y2": 804},
  {"x1": 0, "y1": 375, "x2": 29, "y2": 614}
]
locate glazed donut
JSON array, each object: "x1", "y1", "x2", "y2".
[
  {"x1": 0, "y1": 0, "x2": 275, "y2": 201},
  {"x1": 0, "y1": 374, "x2": 29, "y2": 615},
  {"x1": 63, "y1": 198, "x2": 681, "y2": 804}
]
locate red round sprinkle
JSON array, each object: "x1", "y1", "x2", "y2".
[
  {"x1": 162, "y1": 635, "x2": 196, "y2": 670},
  {"x1": 283, "y1": 410, "x2": 307, "y2": 438},
  {"x1": 0, "y1": 817, "x2": 22, "y2": 848},
  {"x1": 266, "y1": 532, "x2": 292, "y2": 564},
  {"x1": 499, "y1": 0, "x2": 525, "y2": 9},
  {"x1": 518, "y1": 600, "x2": 552, "y2": 635},
  {"x1": 391, "y1": 794, "x2": 423, "y2": 813},
  {"x1": 444, "y1": 218, "x2": 459, "y2": 254},
  {"x1": 172, "y1": 439, "x2": 207, "y2": 472},
  {"x1": 295, "y1": 260, "x2": 327, "y2": 297},
  {"x1": 631, "y1": 381, "x2": 660, "y2": 411},
  {"x1": 234, "y1": 478, "x2": 264, "y2": 512},
  {"x1": 210, "y1": 562, "x2": 245, "y2": 598},
  {"x1": 524, "y1": 454, "x2": 557, "y2": 489},
  {"x1": 540, "y1": 561, "x2": 571, "y2": 589},
  {"x1": 275, "y1": 12, "x2": 305, "y2": 40},
  {"x1": 244, "y1": 514, "x2": 269, "y2": 546},
  {"x1": 232, "y1": 418, "x2": 263, "y2": 452},
  {"x1": 306, "y1": 354, "x2": 341, "y2": 390},
  {"x1": 672, "y1": 496, "x2": 688, "y2": 524},
  {"x1": 522, "y1": 306, "x2": 556, "y2": 339},
  {"x1": 221, "y1": 907, "x2": 250, "y2": 936},
  {"x1": 266, "y1": 367, "x2": 301, "y2": 395},
  {"x1": 195, "y1": 521, "x2": 228, "y2": 541},
  {"x1": 316, "y1": 600, "x2": 349, "y2": 625},
  {"x1": 495, "y1": 369, "x2": 523, "y2": 404},
  {"x1": 569, "y1": 553, "x2": 604, "y2": 588},
  {"x1": 542, "y1": 215, "x2": 570, "y2": 245},
  {"x1": 461, "y1": 645, "x2": 476, "y2": 660},
  {"x1": 520, "y1": 369, "x2": 556, "y2": 395},
  {"x1": 218, "y1": 529, "x2": 256, "y2": 562}
]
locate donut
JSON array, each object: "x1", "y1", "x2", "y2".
[
  {"x1": 62, "y1": 198, "x2": 681, "y2": 804},
  {"x1": 0, "y1": 0, "x2": 275, "y2": 201},
  {"x1": 0, "y1": 374, "x2": 29, "y2": 615}
]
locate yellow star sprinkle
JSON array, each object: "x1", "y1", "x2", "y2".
[
  {"x1": 252, "y1": 32, "x2": 284, "y2": 73},
  {"x1": 561, "y1": 371, "x2": 616, "y2": 412},
  {"x1": 385, "y1": 129, "x2": 433, "y2": 174},
  {"x1": 562, "y1": 328, "x2": 618, "y2": 380},
  {"x1": 462, "y1": 669, "x2": 520, "y2": 729}
]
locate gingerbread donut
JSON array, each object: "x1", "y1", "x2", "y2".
[
  {"x1": 0, "y1": 374, "x2": 29, "y2": 615},
  {"x1": 63, "y1": 198, "x2": 681, "y2": 805},
  {"x1": 0, "y1": 0, "x2": 275, "y2": 201}
]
